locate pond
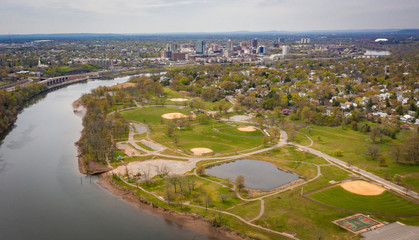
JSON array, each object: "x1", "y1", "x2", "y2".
[{"x1": 205, "y1": 159, "x2": 299, "y2": 191}]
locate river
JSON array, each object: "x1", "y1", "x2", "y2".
[{"x1": 0, "y1": 77, "x2": 216, "y2": 240}]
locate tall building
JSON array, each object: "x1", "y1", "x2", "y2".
[
  {"x1": 300, "y1": 38, "x2": 311, "y2": 44},
  {"x1": 278, "y1": 37, "x2": 282, "y2": 43},
  {"x1": 251, "y1": 38, "x2": 258, "y2": 48},
  {"x1": 195, "y1": 40, "x2": 205, "y2": 54},
  {"x1": 227, "y1": 39, "x2": 233, "y2": 50},
  {"x1": 257, "y1": 45, "x2": 267, "y2": 54},
  {"x1": 282, "y1": 46, "x2": 290, "y2": 56}
]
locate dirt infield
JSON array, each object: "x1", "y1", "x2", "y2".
[
  {"x1": 340, "y1": 180, "x2": 385, "y2": 196},
  {"x1": 161, "y1": 112, "x2": 188, "y2": 119},
  {"x1": 237, "y1": 126, "x2": 257, "y2": 132},
  {"x1": 190, "y1": 148, "x2": 213, "y2": 155},
  {"x1": 170, "y1": 98, "x2": 188, "y2": 102}
]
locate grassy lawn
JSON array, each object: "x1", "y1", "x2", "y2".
[
  {"x1": 140, "y1": 175, "x2": 241, "y2": 211},
  {"x1": 227, "y1": 200, "x2": 261, "y2": 221},
  {"x1": 308, "y1": 186, "x2": 419, "y2": 215},
  {"x1": 256, "y1": 188, "x2": 356, "y2": 240},
  {"x1": 152, "y1": 121, "x2": 263, "y2": 154},
  {"x1": 216, "y1": 125, "x2": 265, "y2": 137},
  {"x1": 121, "y1": 106, "x2": 193, "y2": 124},
  {"x1": 299, "y1": 125, "x2": 419, "y2": 192},
  {"x1": 135, "y1": 141, "x2": 153, "y2": 151}
]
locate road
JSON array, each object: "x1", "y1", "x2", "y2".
[{"x1": 290, "y1": 142, "x2": 419, "y2": 200}]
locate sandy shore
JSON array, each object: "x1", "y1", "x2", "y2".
[{"x1": 97, "y1": 173, "x2": 246, "y2": 240}]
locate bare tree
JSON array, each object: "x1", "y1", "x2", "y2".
[
  {"x1": 363, "y1": 145, "x2": 381, "y2": 160},
  {"x1": 389, "y1": 144, "x2": 402, "y2": 163},
  {"x1": 219, "y1": 194, "x2": 230, "y2": 203},
  {"x1": 236, "y1": 175, "x2": 245, "y2": 191}
]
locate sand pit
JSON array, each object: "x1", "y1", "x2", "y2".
[
  {"x1": 340, "y1": 180, "x2": 385, "y2": 196},
  {"x1": 237, "y1": 126, "x2": 257, "y2": 132},
  {"x1": 190, "y1": 148, "x2": 213, "y2": 156},
  {"x1": 115, "y1": 82, "x2": 136, "y2": 89},
  {"x1": 161, "y1": 112, "x2": 188, "y2": 119},
  {"x1": 170, "y1": 98, "x2": 188, "y2": 102}
]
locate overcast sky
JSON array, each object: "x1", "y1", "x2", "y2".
[{"x1": 0, "y1": 0, "x2": 418, "y2": 34}]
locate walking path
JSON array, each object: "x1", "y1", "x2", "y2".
[
  {"x1": 109, "y1": 103, "x2": 418, "y2": 239},
  {"x1": 289, "y1": 142, "x2": 419, "y2": 200}
]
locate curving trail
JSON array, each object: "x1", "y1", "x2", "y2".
[{"x1": 110, "y1": 104, "x2": 419, "y2": 239}]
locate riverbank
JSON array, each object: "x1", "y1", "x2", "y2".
[
  {"x1": 73, "y1": 89, "x2": 246, "y2": 240},
  {"x1": 97, "y1": 172, "x2": 246, "y2": 240}
]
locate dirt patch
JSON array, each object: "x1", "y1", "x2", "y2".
[
  {"x1": 161, "y1": 112, "x2": 188, "y2": 119},
  {"x1": 340, "y1": 180, "x2": 385, "y2": 196},
  {"x1": 190, "y1": 148, "x2": 213, "y2": 156},
  {"x1": 115, "y1": 82, "x2": 137, "y2": 89},
  {"x1": 170, "y1": 98, "x2": 188, "y2": 102},
  {"x1": 237, "y1": 126, "x2": 257, "y2": 132},
  {"x1": 97, "y1": 173, "x2": 245, "y2": 240}
]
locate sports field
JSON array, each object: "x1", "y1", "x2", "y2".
[
  {"x1": 120, "y1": 107, "x2": 264, "y2": 154},
  {"x1": 334, "y1": 214, "x2": 382, "y2": 233},
  {"x1": 308, "y1": 185, "x2": 419, "y2": 215}
]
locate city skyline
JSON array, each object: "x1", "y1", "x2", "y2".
[{"x1": 1, "y1": 0, "x2": 418, "y2": 34}]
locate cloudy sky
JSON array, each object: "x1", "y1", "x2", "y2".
[{"x1": 0, "y1": 0, "x2": 418, "y2": 34}]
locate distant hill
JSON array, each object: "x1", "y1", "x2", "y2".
[{"x1": 0, "y1": 29, "x2": 417, "y2": 42}]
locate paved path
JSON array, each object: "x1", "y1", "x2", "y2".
[
  {"x1": 290, "y1": 143, "x2": 419, "y2": 200},
  {"x1": 118, "y1": 174, "x2": 300, "y2": 240},
  {"x1": 111, "y1": 104, "x2": 419, "y2": 239}
]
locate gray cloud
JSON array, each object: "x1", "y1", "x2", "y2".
[{"x1": 0, "y1": 0, "x2": 417, "y2": 34}]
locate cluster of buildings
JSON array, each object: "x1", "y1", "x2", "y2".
[{"x1": 160, "y1": 38, "x2": 291, "y2": 64}]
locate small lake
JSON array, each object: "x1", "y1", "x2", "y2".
[{"x1": 205, "y1": 159, "x2": 299, "y2": 191}]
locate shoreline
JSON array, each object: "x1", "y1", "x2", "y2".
[
  {"x1": 97, "y1": 172, "x2": 246, "y2": 240},
  {"x1": 73, "y1": 98, "x2": 246, "y2": 240}
]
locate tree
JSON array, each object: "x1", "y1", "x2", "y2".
[
  {"x1": 401, "y1": 136, "x2": 419, "y2": 164},
  {"x1": 369, "y1": 126, "x2": 381, "y2": 143},
  {"x1": 389, "y1": 144, "x2": 402, "y2": 163},
  {"x1": 235, "y1": 175, "x2": 245, "y2": 191},
  {"x1": 263, "y1": 136, "x2": 270, "y2": 146},
  {"x1": 203, "y1": 191, "x2": 212, "y2": 211},
  {"x1": 333, "y1": 149, "x2": 342, "y2": 157},
  {"x1": 378, "y1": 156, "x2": 386, "y2": 167},
  {"x1": 363, "y1": 145, "x2": 381, "y2": 161},
  {"x1": 219, "y1": 194, "x2": 230, "y2": 203},
  {"x1": 164, "y1": 184, "x2": 175, "y2": 204}
]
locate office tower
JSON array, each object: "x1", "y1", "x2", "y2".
[
  {"x1": 282, "y1": 45, "x2": 290, "y2": 55},
  {"x1": 227, "y1": 39, "x2": 233, "y2": 50},
  {"x1": 195, "y1": 40, "x2": 205, "y2": 54},
  {"x1": 251, "y1": 38, "x2": 258, "y2": 48}
]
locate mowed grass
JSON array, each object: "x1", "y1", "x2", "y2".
[
  {"x1": 308, "y1": 186, "x2": 419, "y2": 215},
  {"x1": 301, "y1": 125, "x2": 419, "y2": 193},
  {"x1": 153, "y1": 121, "x2": 263, "y2": 154},
  {"x1": 217, "y1": 126, "x2": 265, "y2": 137},
  {"x1": 120, "y1": 106, "x2": 192, "y2": 124},
  {"x1": 120, "y1": 107, "x2": 263, "y2": 154}
]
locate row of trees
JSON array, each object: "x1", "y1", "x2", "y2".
[{"x1": 0, "y1": 83, "x2": 47, "y2": 133}]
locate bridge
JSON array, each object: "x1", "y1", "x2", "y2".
[{"x1": 39, "y1": 73, "x2": 99, "y2": 88}]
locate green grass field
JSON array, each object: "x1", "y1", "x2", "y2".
[
  {"x1": 153, "y1": 121, "x2": 263, "y2": 154},
  {"x1": 121, "y1": 106, "x2": 192, "y2": 124},
  {"x1": 300, "y1": 125, "x2": 419, "y2": 193},
  {"x1": 308, "y1": 186, "x2": 419, "y2": 215},
  {"x1": 121, "y1": 107, "x2": 263, "y2": 154},
  {"x1": 216, "y1": 125, "x2": 265, "y2": 137}
]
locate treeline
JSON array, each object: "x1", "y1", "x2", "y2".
[
  {"x1": 77, "y1": 96, "x2": 129, "y2": 163},
  {"x1": 0, "y1": 83, "x2": 47, "y2": 133},
  {"x1": 77, "y1": 76, "x2": 163, "y2": 164}
]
